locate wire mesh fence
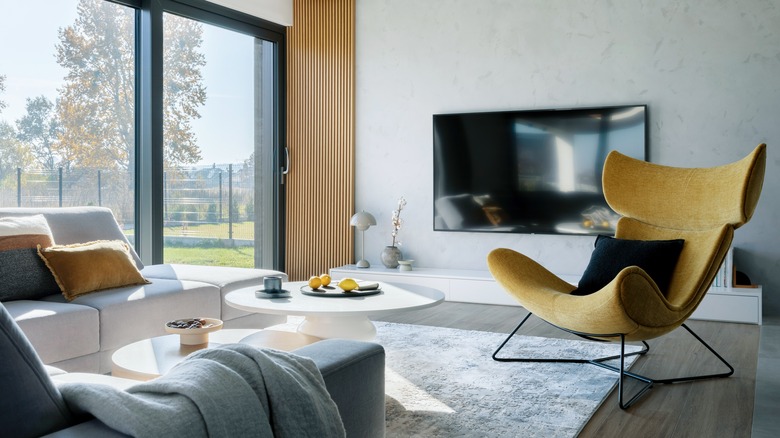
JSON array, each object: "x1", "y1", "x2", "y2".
[
  {"x1": 0, "y1": 163, "x2": 255, "y2": 245},
  {"x1": 163, "y1": 163, "x2": 254, "y2": 242},
  {"x1": 0, "y1": 167, "x2": 135, "y2": 231}
]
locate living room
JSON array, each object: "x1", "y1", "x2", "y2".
[{"x1": 1, "y1": 0, "x2": 778, "y2": 436}]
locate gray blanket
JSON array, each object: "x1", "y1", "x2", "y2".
[{"x1": 59, "y1": 344, "x2": 345, "y2": 438}]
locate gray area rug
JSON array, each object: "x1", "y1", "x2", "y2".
[{"x1": 375, "y1": 322, "x2": 642, "y2": 438}]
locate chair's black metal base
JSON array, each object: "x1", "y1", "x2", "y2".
[{"x1": 493, "y1": 313, "x2": 735, "y2": 409}]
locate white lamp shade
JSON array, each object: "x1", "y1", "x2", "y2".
[{"x1": 350, "y1": 211, "x2": 377, "y2": 231}]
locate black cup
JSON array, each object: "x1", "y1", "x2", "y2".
[{"x1": 263, "y1": 276, "x2": 283, "y2": 293}]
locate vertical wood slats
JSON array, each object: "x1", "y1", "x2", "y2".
[{"x1": 285, "y1": 0, "x2": 355, "y2": 281}]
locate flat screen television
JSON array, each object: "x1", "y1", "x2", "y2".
[{"x1": 433, "y1": 105, "x2": 647, "y2": 235}]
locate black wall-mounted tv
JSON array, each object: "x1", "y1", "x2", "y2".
[{"x1": 433, "y1": 105, "x2": 647, "y2": 235}]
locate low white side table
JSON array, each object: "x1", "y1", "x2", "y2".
[{"x1": 111, "y1": 328, "x2": 319, "y2": 381}]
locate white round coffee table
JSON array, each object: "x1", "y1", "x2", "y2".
[{"x1": 224, "y1": 281, "x2": 445, "y2": 341}]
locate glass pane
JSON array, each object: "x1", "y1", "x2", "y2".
[
  {"x1": 0, "y1": 0, "x2": 136, "y2": 242},
  {"x1": 162, "y1": 13, "x2": 276, "y2": 268}
]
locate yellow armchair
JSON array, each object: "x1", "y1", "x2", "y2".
[{"x1": 488, "y1": 143, "x2": 766, "y2": 409}]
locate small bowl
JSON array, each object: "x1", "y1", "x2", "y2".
[
  {"x1": 164, "y1": 317, "x2": 223, "y2": 345},
  {"x1": 398, "y1": 260, "x2": 415, "y2": 271}
]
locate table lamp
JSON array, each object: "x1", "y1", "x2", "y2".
[{"x1": 350, "y1": 211, "x2": 377, "y2": 268}]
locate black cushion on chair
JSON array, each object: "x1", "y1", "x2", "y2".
[
  {"x1": 572, "y1": 235, "x2": 685, "y2": 296},
  {"x1": 0, "y1": 302, "x2": 73, "y2": 437}
]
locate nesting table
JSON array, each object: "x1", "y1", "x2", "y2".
[{"x1": 111, "y1": 328, "x2": 319, "y2": 381}]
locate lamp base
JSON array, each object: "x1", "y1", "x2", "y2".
[{"x1": 356, "y1": 259, "x2": 370, "y2": 268}]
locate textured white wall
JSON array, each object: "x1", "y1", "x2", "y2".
[{"x1": 354, "y1": 0, "x2": 780, "y2": 318}]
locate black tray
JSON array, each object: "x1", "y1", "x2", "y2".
[{"x1": 300, "y1": 285, "x2": 382, "y2": 298}]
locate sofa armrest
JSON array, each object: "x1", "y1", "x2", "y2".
[
  {"x1": 42, "y1": 419, "x2": 131, "y2": 438},
  {"x1": 46, "y1": 339, "x2": 386, "y2": 438},
  {"x1": 294, "y1": 339, "x2": 386, "y2": 438}
]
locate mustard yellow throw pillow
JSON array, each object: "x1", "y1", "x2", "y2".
[{"x1": 38, "y1": 240, "x2": 150, "y2": 301}]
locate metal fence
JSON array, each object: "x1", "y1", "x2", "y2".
[
  {"x1": 0, "y1": 163, "x2": 254, "y2": 243},
  {"x1": 0, "y1": 167, "x2": 135, "y2": 230},
  {"x1": 163, "y1": 163, "x2": 254, "y2": 242}
]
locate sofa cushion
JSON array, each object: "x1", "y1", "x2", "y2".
[
  {"x1": 0, "y1": 302, "x2": 74, "y2": 437},
  {"x1": 0, "y1": 215, "x2": 60, "y2": 301},
  {"x1": 0, "y1": 214, "x2": 55, "y2": 249},
  {"x1": 142, "y1": 264, "x2": 287, "y2": 321},
  {"x1": 6, "y1": 300, "x2": 100, "y2": 364},
  {"x1": 38, "y1": 240, "x2": 150, "y2": 300},
  {"x1": 0, "y1": 207, "x2": 143, "y2": 270},
  {"x1": 43, "y1": 279, "x2": 221, "y2": 351},
  {"x1": 0, "y1": 247, "x2": 61, "y2": 301}
]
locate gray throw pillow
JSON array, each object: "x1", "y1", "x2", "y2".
[{"x1": 0, "y1": 248, "x2": 61, "y2": 302}]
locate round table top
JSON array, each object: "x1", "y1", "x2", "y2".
[
  {"x1": 224, "y1": 281, "x2": 445, "y2": 318},
  {"x1": 111, "y1": 328, "x2": 320, "y2": 381}
]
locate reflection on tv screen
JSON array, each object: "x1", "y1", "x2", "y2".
[{"x1": 433, "y1": 105, "x2": 647, "y2": 235}]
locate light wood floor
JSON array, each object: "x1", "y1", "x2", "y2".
[{"x1": 376, "y1": 302, "x2": 759, "y2": 437}]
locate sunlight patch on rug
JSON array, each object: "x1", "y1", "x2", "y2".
[{"x1": 386, "y1": 367, "x2": 456, "y2": 414}]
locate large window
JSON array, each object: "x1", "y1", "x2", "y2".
[
  {"x1": 0, "y1": 0, "x2": 136, "y2": 238},
  {"x1": 0, "y1": 0, "x2": 284, "y2": 269}
]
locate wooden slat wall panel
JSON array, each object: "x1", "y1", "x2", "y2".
[{"x1": 285, "y1": 0, "x2": 355, "y2": 281}]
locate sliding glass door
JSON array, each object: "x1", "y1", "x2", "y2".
[
  {"x1": 2, "y1": 0, "x2": 284, "y2": 269},
  {"x1": 161, "y1": 12, "x2": 278, "y2": 269}
]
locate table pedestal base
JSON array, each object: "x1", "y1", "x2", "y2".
[{"x1": 297, "y1": 315, "x2": 376, "y2": 340}]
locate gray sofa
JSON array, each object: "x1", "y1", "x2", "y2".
[
  {"x1": 0, "y1": 207, "x2": 289, "y2": 374},
  {"x1": 1, "y1": 301, "x2": 386, "y2": 437},
  {"x1": 0, "y1": 206, "x2": 387, "y2": 436}
]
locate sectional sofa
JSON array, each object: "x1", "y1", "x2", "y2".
[
  {"x1": 2, "y1": 300, "x2": 386, "y2": 437},
  {"x1": 0, "y1": 206, "x2": 286, "y2": 373},
  {"x1": 0, "y1": 206, "x2": 387, "y2": 436}
]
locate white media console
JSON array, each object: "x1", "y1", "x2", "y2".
[{"x1": 330, "y1": 265, "x2": 763, "y2": 325}]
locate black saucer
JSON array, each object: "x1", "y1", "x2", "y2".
[{"x1": 255, "y1": 289, "x2": 291, "y2": 299}]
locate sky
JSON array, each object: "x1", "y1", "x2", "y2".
[{"x1": 0, "y1": 0, "x2": 259, "y2": 166}]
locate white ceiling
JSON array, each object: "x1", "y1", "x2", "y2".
[{"x1": 205, "y1": 0, "x2": 292, "y2": 26}]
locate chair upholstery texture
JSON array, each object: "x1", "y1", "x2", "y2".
[
  {"x1": 0, "y1": 302, "x2": 73, "y2": 437},
  {"x1": 488, "y1": 144, "x2": 766, "y2": 342}
]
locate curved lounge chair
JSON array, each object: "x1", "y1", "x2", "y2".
[{"x1": 488, "y1": 144, "x2": 766, "y2": 409}]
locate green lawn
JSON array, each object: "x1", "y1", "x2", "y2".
[
  {"x1": 164, "y1": 246, "x2": 255, "y2": 268},
  {"x1": 165, "y1": 221, "x2": 255, "y2": 240},
  {"x1": 125, "y1": 222, "x2": 258, "y2": 267}
]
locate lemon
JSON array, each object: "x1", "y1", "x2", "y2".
[
  {"x1": 338, "y1": 278, "x2": 359, "y2": 292},
  {"x1": 308, "y1": 276, "x2": 322, "y2": 289},
  {"x1": 320, "y1": 274, "x2": 332, "y2": 286}
]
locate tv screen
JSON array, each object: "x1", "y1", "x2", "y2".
[{"x1": 433, "y1": 105, "x2": 647, "y2": 235}]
